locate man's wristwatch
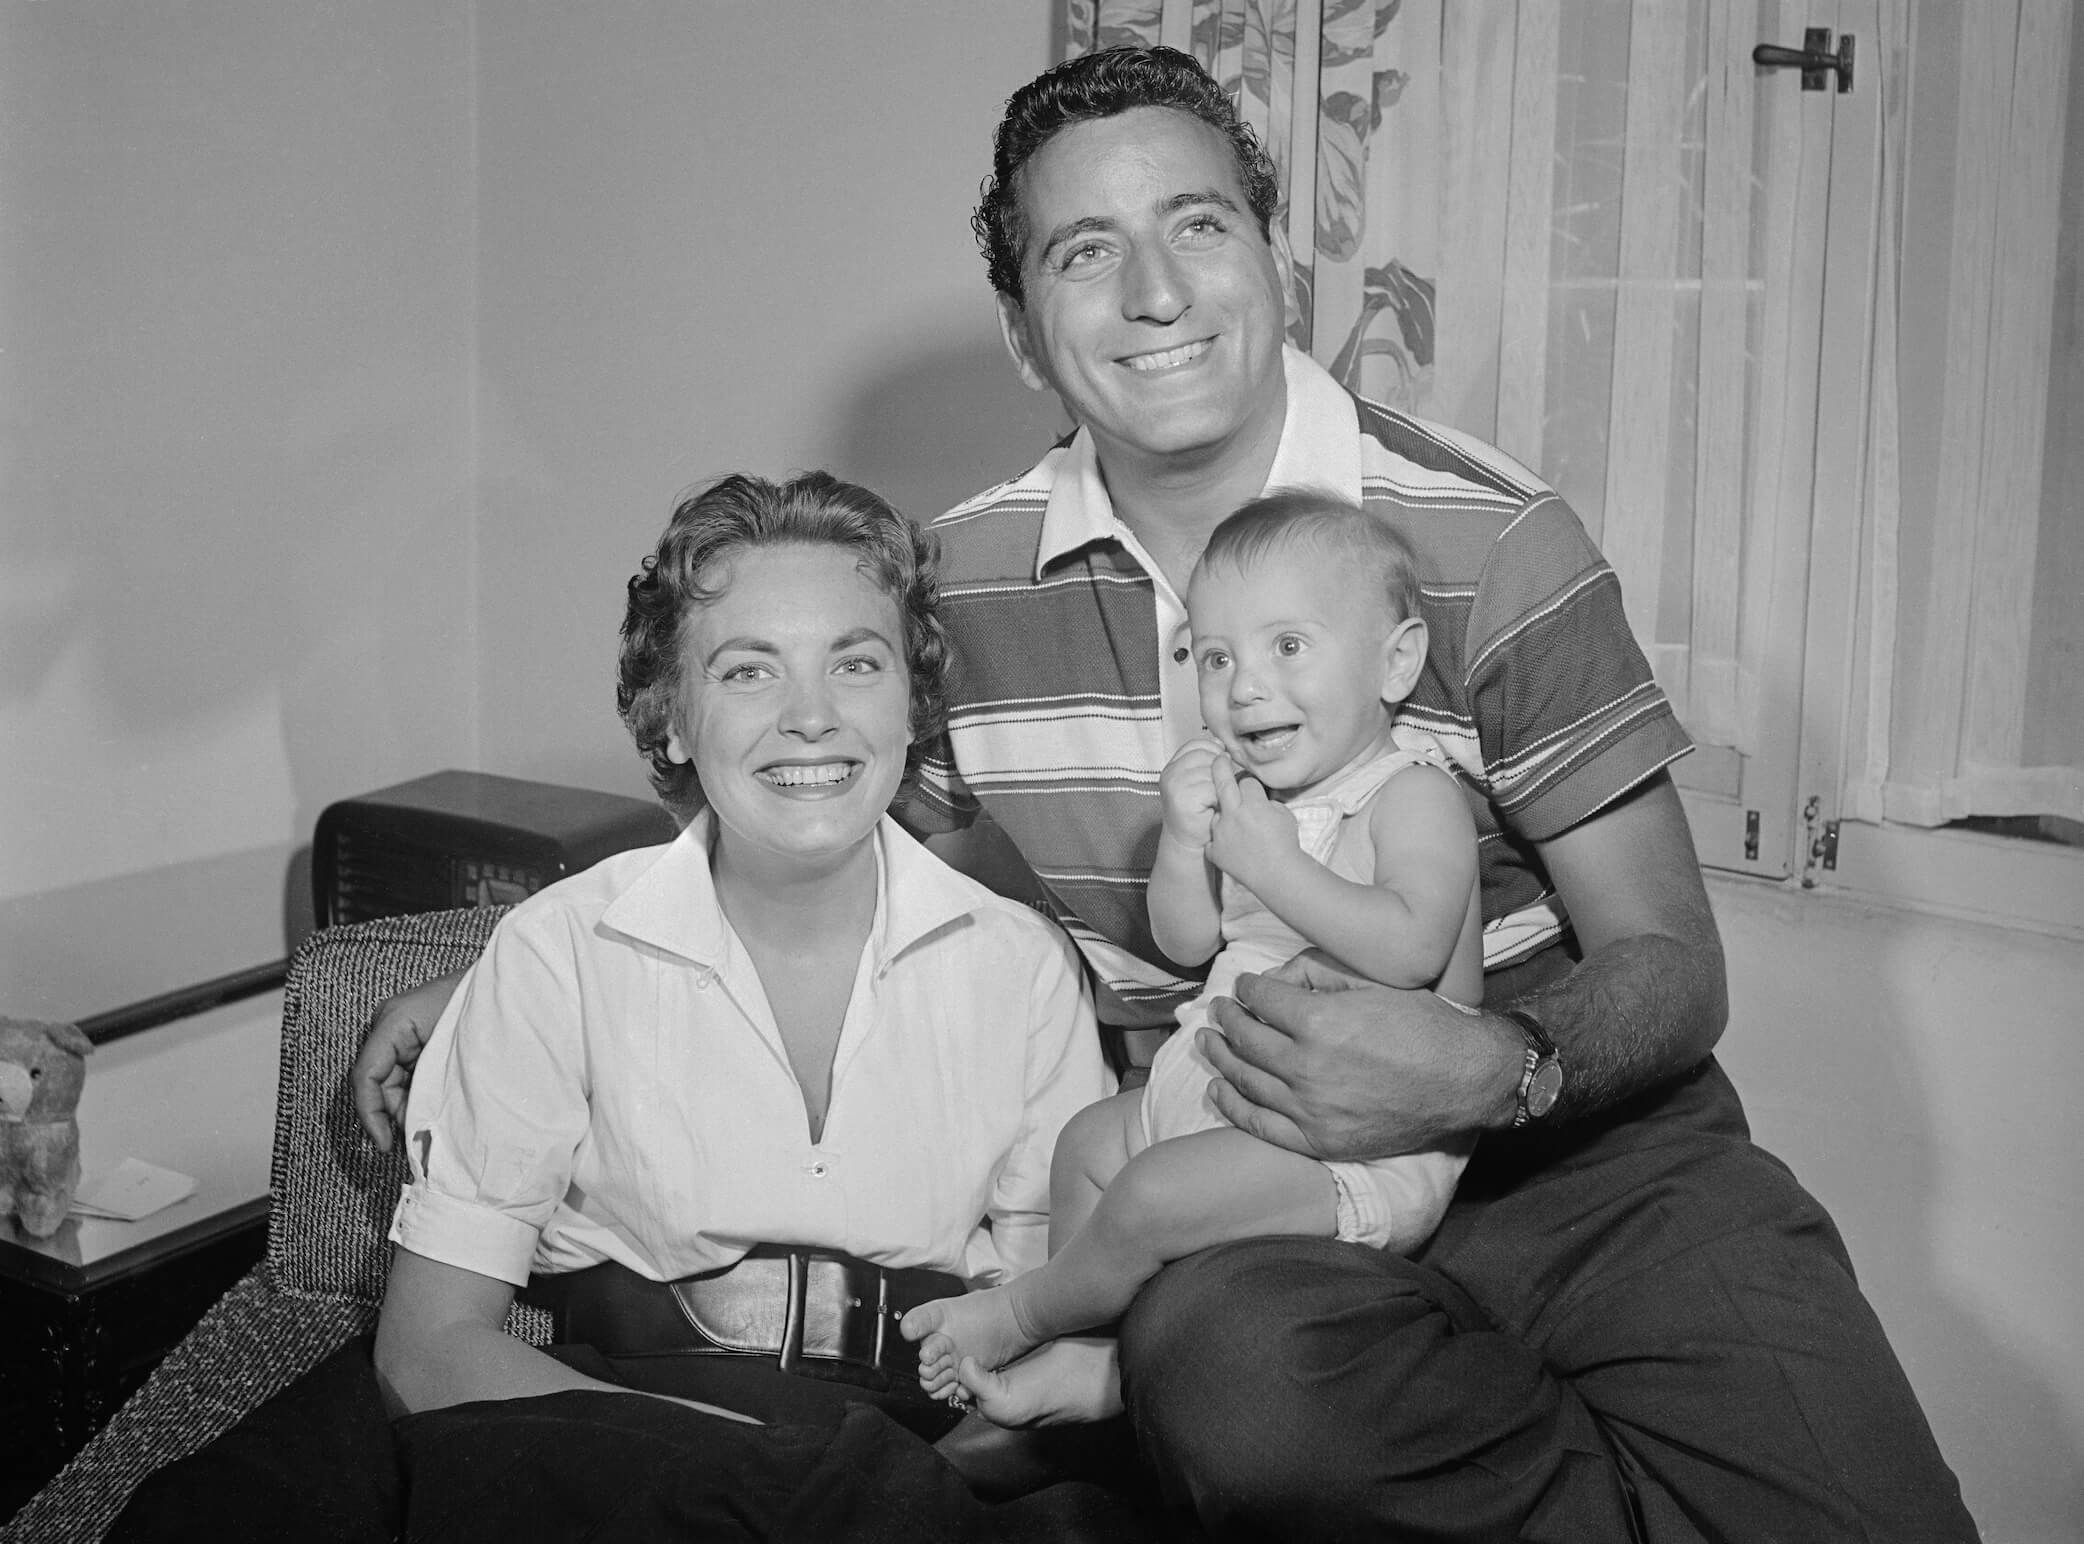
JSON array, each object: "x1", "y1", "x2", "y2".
[{"x1": 1502, "y1": 1007, "x2": 1564, "y2": 1127}]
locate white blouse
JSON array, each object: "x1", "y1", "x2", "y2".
[{"x1": 389, "y1": 811, "x2": 1107, "y2": 1289}]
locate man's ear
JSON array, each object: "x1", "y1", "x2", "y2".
[
  {"x1": 996, "y1": 293, "x2": 1051, "y2": 394},
  {"x1": 1379, "y1": 616, "x2": 1428, "y2": 705},
  {"x1": 1269, "y1": 215, "x2": 1297, "y2": 304}
]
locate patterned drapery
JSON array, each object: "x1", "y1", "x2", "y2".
[{"x1": 1068, "y1": 0, "x2": 1443, "y2": 412}]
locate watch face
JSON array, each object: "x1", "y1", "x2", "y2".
[{"x1": 1527, "y1": 1060, "x2": 1564, "y2": 1118}]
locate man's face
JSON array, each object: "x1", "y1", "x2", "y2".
[{"x1": 998, "y1": 107, "x2": 1292, "y2": 476}]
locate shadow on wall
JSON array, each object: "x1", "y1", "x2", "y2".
[
  {"x1": 502, "y1": 333, "x2": 1068, "y2": 810},
  {"x1": 831, "y1": 334, "x2": 1069, "y2": 530}
]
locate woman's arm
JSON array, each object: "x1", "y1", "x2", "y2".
[
  {"x1": 374, "y1": 1247, "x2": 759, "y2": 1422},
  {"x1": 981, "y1": 921, "x2": 1110, "y2": 1280},
  {"x1": 374, "y1": 1247, "x2": 607, "y2": 1415}
]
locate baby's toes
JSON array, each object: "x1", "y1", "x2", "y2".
[{"x1": 898, "y1": 1302, "x2": 944, "y2": 1344}]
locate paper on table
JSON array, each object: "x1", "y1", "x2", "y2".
[{"x1": 71, "y1": 1157, "x2": 198, "y2": 1222}]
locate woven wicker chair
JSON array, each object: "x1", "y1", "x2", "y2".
[{"x1": 4, "y1": 907, "x2": 551, "y2": 1544}]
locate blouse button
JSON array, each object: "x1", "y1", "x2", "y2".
[
  {"x1": 693, "y1": 967, "x2": 714, "y2": 990},
  {"x1": 806, "y1": 1160, "x2": 829, "y2": 1178}
]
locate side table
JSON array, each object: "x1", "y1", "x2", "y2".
[{"x1": 0, "y1": 981, "x2": 283, "y2": 1520}]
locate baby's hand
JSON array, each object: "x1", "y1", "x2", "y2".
[
  {"x1": 1205, "y1": 758, "x2": 1300, "y2": 888},
  {"x1": 1158, "y1": 738, "x2": 1225, "y2": 849}
]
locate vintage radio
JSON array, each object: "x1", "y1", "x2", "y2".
[{"x1": 312, "y1": 770, "x2": 674, "y2": 928}]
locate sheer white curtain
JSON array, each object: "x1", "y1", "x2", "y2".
[
  {"x1": 1067, "y1": 0, "x2": 1799, "y2": 765},
  {"x1": 1068, "y1": 0, "x2": 2084, "y2": 831},
  {"x1": 1856, "y1": 0, "x2": 2082, "y2": 827}
]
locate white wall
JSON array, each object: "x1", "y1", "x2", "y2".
[
  {"x1": 1712, "y1": 874, "x2": 2084, "y2": 1543},
  {"x1": 467, "y1": 0, "x2": 1065, "y2": 798},
  {"x1": 0, "y1": 0, "x2": 1061, "y2": 1017},
  {"x1": 0, "y1": 1, "x2": 480, "y2": 1015}
]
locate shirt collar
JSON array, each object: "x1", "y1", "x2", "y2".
[
  {"x1": 601, "y1": 809, "x2": 980, "y2": 972},
  {"x1": 1030, "y1": 345, "x2": 1362, "y2": 581},
  {"x1": 1265, "y1": 344, "x2": 1363, "y2": 502}
]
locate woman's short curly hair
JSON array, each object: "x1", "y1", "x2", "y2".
[
  {"x1": 977, "y1": 44, "x2": 1284, "y2": 305},
  {"x1": 615, "y1": 471, "x2": 949, "y2": 822}
]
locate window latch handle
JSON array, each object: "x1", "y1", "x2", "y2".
[{"x1": 1754, "y1": 27, "x2": 1855, "y2": 93}]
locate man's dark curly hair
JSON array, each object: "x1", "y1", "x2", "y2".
[
  {"x1": 616, "y1": 471, "x2": 949, "y2": 822},
  {"x1": 977, "y1": 44, "x2": 1283, "y2": 305}
]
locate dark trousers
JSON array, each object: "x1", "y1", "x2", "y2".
[
  {"x1": 1117, "y1": 1056, "x2": 1979, "y2": 1543},
  {"x1": 107, "y1": 1338, "x2": 1171, "y2": 1544}
]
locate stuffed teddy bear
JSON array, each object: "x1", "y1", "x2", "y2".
[{"x1": 0, "y1": 1017, "x2": 94, "y2": 1238}]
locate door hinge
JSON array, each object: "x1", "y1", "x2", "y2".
[
  {"x1": 1743, "y1": 808, "x2": 1761, "y2": 862},
  {"x1": 1799, "y1": 795, "x2": 1840, "y2": 887}
]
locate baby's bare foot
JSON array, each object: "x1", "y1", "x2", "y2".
[{"x1": 899, "y1": 1285, "x2": 1039, "y2": 1386}]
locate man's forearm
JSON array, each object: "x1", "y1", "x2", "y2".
[
  {"x1": 1502, "y1": 772, "x2": 1730, "y2": 1124},
  {"x1": 1505, "y1": 925, "x2": 1727, "y2": 1122}
]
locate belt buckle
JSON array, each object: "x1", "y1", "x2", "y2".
[
  {"x1": 775, "y1": 1249, "x2": 896, "y2": 1378},
  {"x1": 777, "y1": 1249, "x2": 809, "y2": 1377}
]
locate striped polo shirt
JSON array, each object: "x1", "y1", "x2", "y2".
[{"x1": 909, "y1": 347, "x2": 1692, "y2": 1029}]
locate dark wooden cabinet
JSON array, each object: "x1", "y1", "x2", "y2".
[{"x1": 0, "y1": 1203, "x2": 268, "y2": 1521}]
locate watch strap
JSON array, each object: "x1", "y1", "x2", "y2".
[{"x1": 1501, "y1": 1006, "x2": 1558, "y2": 1057}]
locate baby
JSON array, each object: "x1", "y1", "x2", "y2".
[{"x1": 904, "y1": 491, "x2": 1484, "y2": 1422}]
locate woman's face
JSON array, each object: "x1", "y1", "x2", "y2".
[{"x1": 666, "y1": 543, "x2": 912, "y2": 879}]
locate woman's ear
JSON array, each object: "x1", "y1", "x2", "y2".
[
  {"x1": 1379, "y1": 616, "x2": 1428, "y2": 705},
  {"x1": 665, "y1": 725, "x2": 694, "y2": 766}
]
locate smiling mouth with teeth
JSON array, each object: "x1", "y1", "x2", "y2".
[
  {"x1": 1124, "y1": 338, "x2": 1213, "y2": 373},
  {"x1": 759, "y1": 762, "x2": 857, "y2": 789},
  {"x1": 1239, "y1": 726, "x2": 1299, "y2": 755}
]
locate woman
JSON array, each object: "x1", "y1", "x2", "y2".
[
  {"x1": 111, "y1": 473, "x2": 1140, "y2": 1544},
  {"x1": 373, "y1": 470, "x2": 1110, "y2": 1438}
]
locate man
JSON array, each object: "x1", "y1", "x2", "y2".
[
  {"x1": 898, "y1": 43, "x2": 1974, "y2": 1543},
  {"x1": 358, "y1": 44, "x2": 1974, "y2": 1542}
]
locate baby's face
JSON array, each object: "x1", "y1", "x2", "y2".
[{"x1": 1186, "y1": 555, "x2": 1400, "y2": 794}]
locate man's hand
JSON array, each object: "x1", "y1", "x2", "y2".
[
  {"x1": 1201, "y1": 952, "x2": 1522, "y2": 1162},
  {"x1": 1202, "y1": 774, "x2": 1729, "y2": 1154},
  {"x1": 1203, "y1": 758, "x2": 1300, "y2": 894},
  {"x1": 353, "y1": 970, "x2": 464, "y2": 1152},
  {"x1": 1157, "y1": 738, "x2": 1225, "y2": 849}
]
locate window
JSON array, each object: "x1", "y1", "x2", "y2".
[{"x1": 1076, "y1": 0, "x2": 2084, "y2": 935}]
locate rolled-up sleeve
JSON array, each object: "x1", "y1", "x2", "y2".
[
  {"x1": 388, "y1": 912, "x2": 591, "y2": 1287},
  {"x1": 976, "y1": 918, "x2": 1108, "y2": 1282}
]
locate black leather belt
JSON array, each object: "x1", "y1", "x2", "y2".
[{"x1": 522, "y1": 1246, "x2": 965, "y2": 1395}]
